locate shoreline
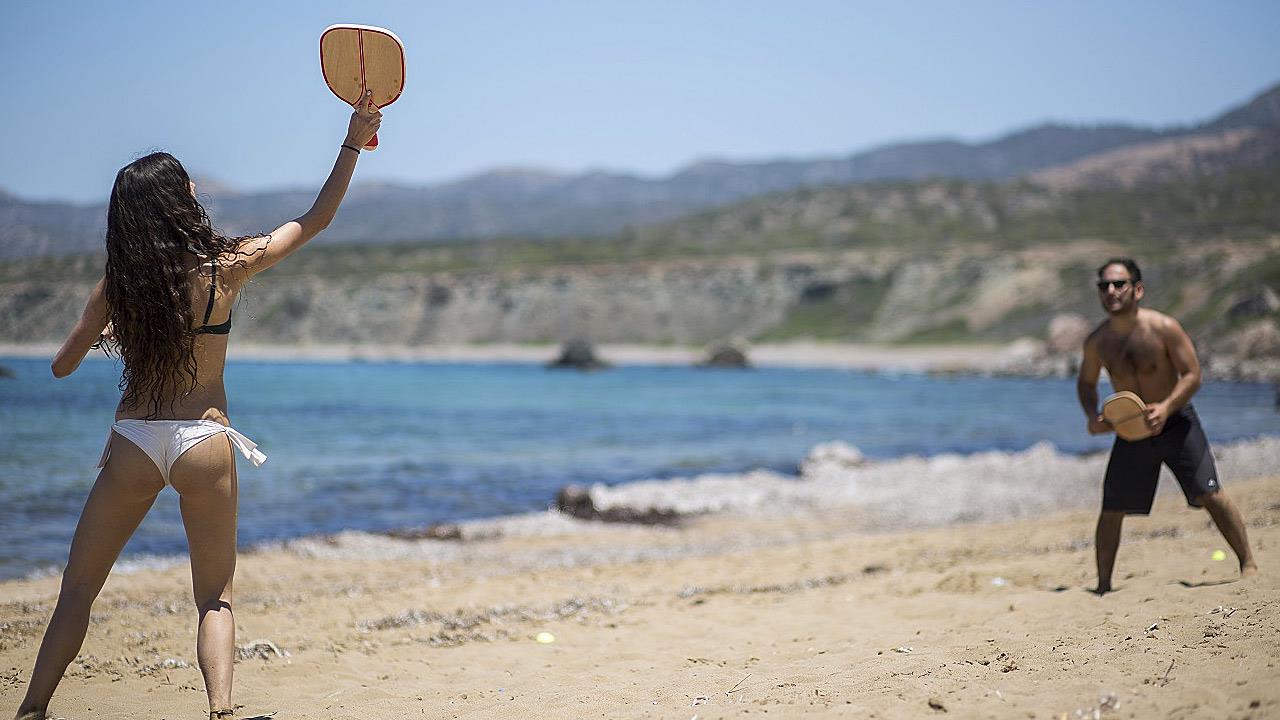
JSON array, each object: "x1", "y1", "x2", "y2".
[
  {"x1": 7, "y1": 435, "x2": 1278, "y2": 583},
  {"x1": 0, "y1": 340, "x2": 1057, "y2": 374},
  {"x1": 6, "y1": 340, "x2": 1275, "y2": 382}
]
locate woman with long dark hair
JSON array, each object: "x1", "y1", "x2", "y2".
[{"x1": 15, "y1": 94, "x2": 381, "y2": 720}]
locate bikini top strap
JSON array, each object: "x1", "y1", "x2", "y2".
[{"x1": 201, "y1": 260, "x2": 217, "y2": 326}]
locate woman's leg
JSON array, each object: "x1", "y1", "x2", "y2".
[
  {"x1": 169, "y1": 433, "x2": 238, "y2": 716},
  {"x1": 16, "y1": 436, "x2": 163, "y2": 718}
]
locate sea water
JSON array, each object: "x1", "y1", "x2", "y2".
[{"x1": 1, "y1": 356, "x2": 1277, "y2": 578}]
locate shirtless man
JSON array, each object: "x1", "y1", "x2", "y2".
[{"x1": 1077, "y1": 257, "x2": 1257, "y2": 594}]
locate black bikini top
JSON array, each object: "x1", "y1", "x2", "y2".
[{"x1": 195, "y1": 260, "x2": 232, "y2": 335}]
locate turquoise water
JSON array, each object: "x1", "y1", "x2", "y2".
[{"x1": 2, "y1": 356, "x2": 1278, "y2": 578}]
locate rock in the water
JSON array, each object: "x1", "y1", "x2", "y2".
[
  {"x1": 0, "y1": 365, "x2": 13, "y2": 379},
  {"x1": 555, "y1": 485, "x2": 596, "y2": 519},
  {"x1": 547, "y1": 339, "x2": 611, "y2": 371},
  {"x1": 700, "y1": 344, "x2": 751, "y2": 369},
  {"x1": 1046, "y1": 313, "x2": 1090, "y2": 356}
]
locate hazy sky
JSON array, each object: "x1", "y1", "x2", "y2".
[{"x1": 2, "y1": 0, "x2": 1277, "y2": 202}]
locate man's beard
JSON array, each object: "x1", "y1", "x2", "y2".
[{"x1": 1104, "y1": 298, "x2": 1135, "y2": 316}]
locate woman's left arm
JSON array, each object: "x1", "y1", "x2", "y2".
[{"x1": 52, "y1": 277, "x2": 108, "y2": 378}]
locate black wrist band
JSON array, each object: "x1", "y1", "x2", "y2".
[{"x1": 341, "y1": 143, "x2": 360, "y2": 154}]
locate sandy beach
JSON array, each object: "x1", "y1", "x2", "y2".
[{"x1": 3, "y1": 463, "x2": 1276, "y2": 719}]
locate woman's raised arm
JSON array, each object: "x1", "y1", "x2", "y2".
[{"x1": 228, "y1": 91, "x2": 382, "y2": 280}]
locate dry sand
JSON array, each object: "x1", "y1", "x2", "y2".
[{"x1": 2, "y1": 477, "x2": 1277, "y2": 719}]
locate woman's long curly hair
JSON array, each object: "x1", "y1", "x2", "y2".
[{"x1": 104, "y1": 152, "x2": 255, "y2": 418}]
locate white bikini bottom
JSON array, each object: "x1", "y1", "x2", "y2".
[{"x1": 99, "y1": 419, "x2": 267, "y2": 485}]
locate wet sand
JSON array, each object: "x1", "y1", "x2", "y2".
[{"x1": 2, "y1": 476, "x2": 1276, "y2": 719}]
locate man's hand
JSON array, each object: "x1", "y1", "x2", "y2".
[
  {"x1": 1144, "y1": 402, "x2": 1169, "y2": 435},
  {"x1": 1088, "y1": 415, "x2": 1112, "y2": 435}
]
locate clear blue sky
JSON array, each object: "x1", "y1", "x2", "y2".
[{"x1": 2, "y1": 0, "x2": 1277, "y2": 202}]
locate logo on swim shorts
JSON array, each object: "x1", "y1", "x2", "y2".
[{"x1": 1207, "y1": 478, "x2": 1218, "y2": 487}]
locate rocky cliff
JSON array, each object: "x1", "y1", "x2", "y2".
[{"x1": 5, "y1": 241, "x2": 1275, "y2": 367}]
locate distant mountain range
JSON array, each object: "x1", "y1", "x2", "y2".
[{"x1": 2, "y1": 82, "x2": 1278, "y2": 259}]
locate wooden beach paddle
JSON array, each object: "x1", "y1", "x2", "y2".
[
  {"x1": 320, "y1": 24, "x2": 405, "y2": 150},
  {"x1": 1103, "y1": 390, "x2": 1153, "y2": 441}
]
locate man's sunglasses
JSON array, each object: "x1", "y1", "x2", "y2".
[{"x1": 1096, "y1": 279, "x2": 1131, "y2": 291}]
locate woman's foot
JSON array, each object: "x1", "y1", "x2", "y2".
[
  {"x1": 210, "y1": 710, "x2": 236, "y2": 720},
  {"x1": 15, "y1": 710, "x2": 47, "y2": 720}
]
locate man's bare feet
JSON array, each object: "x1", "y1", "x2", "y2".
[
  {"x1": 1089, "y1": 583, "x2": 1113, "y2": 596},
  {"x1": 1241, "y1": 561, "x2": 1259, "y2": 578},
  {"x1": 15, "y1": 709, "x2": 46, "y2": 720}
]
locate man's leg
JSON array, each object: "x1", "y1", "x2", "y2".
[
  {"x1": 1163, "y1": 407, "x2": 1257, "y2": 577},
  {"x1": 1094, "y1": 510, "x2": 1125, "y2": 594},
  {"x1": 1200, "y1": 491, "x2": 1258, "y2": 576}
]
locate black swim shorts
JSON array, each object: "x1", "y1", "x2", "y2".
[{"x1": 1102, "y1": 404, "x2": 1221, "y2": 515}]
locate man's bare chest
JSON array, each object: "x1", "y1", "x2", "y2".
[{"x1": 1098, "y1": 329, "x2": 1168, "y2": 376}]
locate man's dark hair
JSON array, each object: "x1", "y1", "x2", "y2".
[{"x1": 1097, "y1": 257, "x2": 1142, "y2": 283}]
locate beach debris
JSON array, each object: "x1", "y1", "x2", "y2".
[
  {"x1": 990, "y1": 577, "x2": 1008, "y2": 587},
  {"x1": 699, "y1": 344, "x2": 751, "y2": 369},
  {"x1": 692, "y1": 696, "x2": 709, "y2": 706},
  {"x1": 1144, "y1": 622, "x2": 1159, "y2": 633},
  {"x1": 678, "y1": 572, "x2": 859, "y2": 600},
  {"x1": 535, "y1": 632, "x2": 556, "y2": 644},
  {"x1": 927, "y1": 697, "x2": 948, "y2": 712},
  {"x1": 1159, "y1": 659, "x2": 1175, "y2": 687},
  {"x1": 138, "y1": 657, "x2": 190, "y2": 674},
  {"x1": 358, "y1": 596, "x2": 626, "y2": 647},
  {"x1": 1211, "y1": 549, "x2": 1227, "y2": 561},
  {"x1": 726, "y1": 674, "x2": 751, "y2": 695},
  {"x1": 547, "y1": 339, "x2": 611, "y2": 371},
  {"x1": 892, "y1": 646, "x2": 913, "y2": 654},
  {"x1": 235, "y1": 639, "x2": 290, "y2": 662},
  {"x1": 1066, "y1": 691, "x2": 1120, "y2": 718}
]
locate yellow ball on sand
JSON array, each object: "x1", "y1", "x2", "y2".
[
  {"x1": 535, "y1": 632, "x2": 556, "y2": 644},
  {"x1": 1211, "y1": 550, "x2": 1227, "y2": 562}
]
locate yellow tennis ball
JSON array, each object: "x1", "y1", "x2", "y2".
[
  {"x1": 535, "y1": 632, "x2": 556, "y2": 644},
  {"x1": 1211, "y1": 550, "x2": 1227, "y2": 562}
]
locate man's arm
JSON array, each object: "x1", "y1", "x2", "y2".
[
  {"x1": 1146, "y1": 316, "x2": 1202, "y2": 432},
  {"x1": 1077, "y1": 334, "x2": 1111, "y2": 435},
  {"x1": 52, "y1": 277, "x2": 108, "y2": 378}
]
